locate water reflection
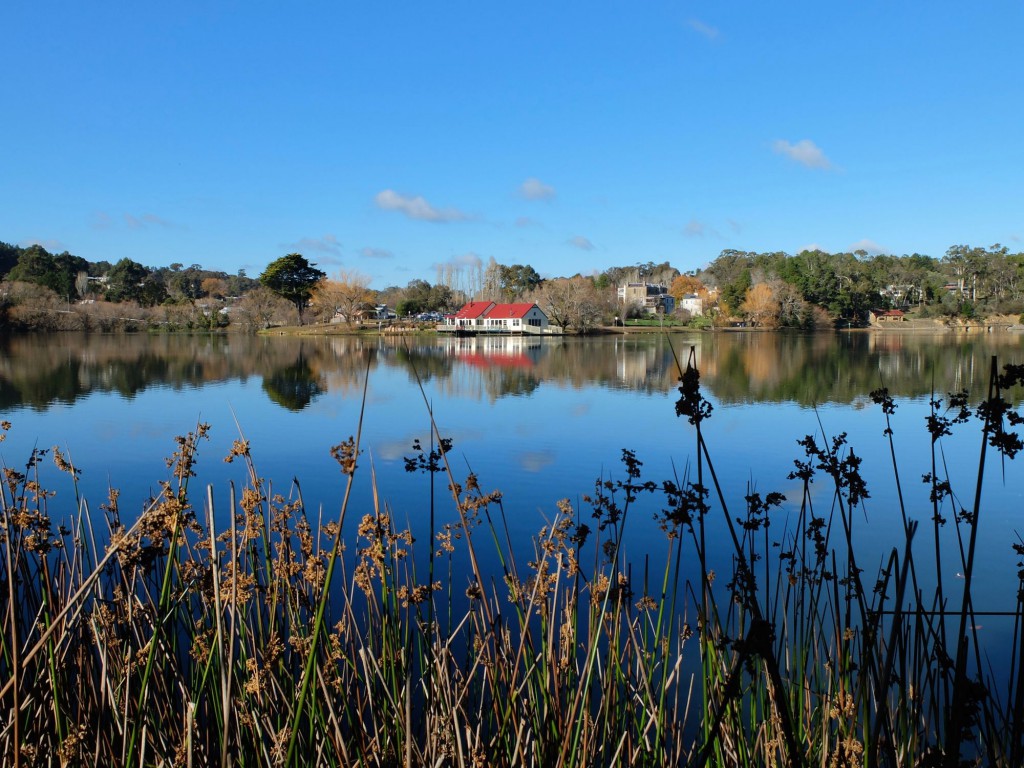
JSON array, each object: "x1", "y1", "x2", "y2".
[
  {"x1": 1, "y1": 330, "x2": 1023, "y2": 413},
  {"x1": 261, "y1": 343, "x2": 327, "y2": 411}
]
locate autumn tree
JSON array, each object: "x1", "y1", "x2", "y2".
[
  {"x1": 310, "y1": 270, "x2": 375, "y2": 325},
  {"x1": 259, "y1": 253, "x2": 326, "y2": 325},
  {"x1": 201, "y1": 277, "x2": 228, "y2": 299},
  {"x1": 740, "y1": 283, "x2": 780, "y2": 328},
  {"x1": 668, "y1": 274, "x2": 705, "y2": 301}
]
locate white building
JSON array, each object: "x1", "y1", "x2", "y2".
[
  {"x1": 678, "y1": 293, "x2": 704, "y2": 317},
  {"x1": 448, "y1": 302, "x2": 550, "y2": 333}
]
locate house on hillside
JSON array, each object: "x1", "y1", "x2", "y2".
[
  {"x1": 618, "y1": 282, "x2": 675, "y2": 315},
  {"x1": 445, "y1": 301, "x2": 550, "y2": 334}
]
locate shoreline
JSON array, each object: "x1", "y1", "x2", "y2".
[{"x1": 260, "y1": 315, "x2": 1024, "y2": 337}]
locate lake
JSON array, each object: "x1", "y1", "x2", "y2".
[{"x1": 3, "y1": 329, "x2": 1024, "y2": 638}]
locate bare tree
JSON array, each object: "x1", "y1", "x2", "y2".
[
  {"x1": 234, "y1": 286, "x2": 291, "y2": 331},
  {"x1": 311, "y1": 270, "x2": 375, "y2": 325},
  {"x1": 535, "y1": 276, "x2": 611, "y2": 333}
]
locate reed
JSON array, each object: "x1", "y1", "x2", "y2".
[{"x1": 1, "y1": 350, "x2": 1024, "y2": 766}]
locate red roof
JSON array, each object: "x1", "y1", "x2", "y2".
[
  {"x1": 459, "y1": 352, "x2": 532, "y2": 369},
  {"x1": 484, "y1": 303, "x2": 537, "y2": 319},
  {"x1": 454, "y1": 301, "x2": 495, "y2": 319}
]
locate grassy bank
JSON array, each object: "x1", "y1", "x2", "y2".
[{"x1": 3, "y1": 346, "x2": 1024, "y2": 766}]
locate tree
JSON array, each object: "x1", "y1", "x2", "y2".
[
  {"x1": 943, "y1": 244, "x2": 1008, "y2": 306},
  {"x1": 138, "y1": 275, "x2": 168, "y2": 307},
  {"x1": 233, "y1": 286, "x2": 291, "y2": 331},
  {"x1": 668, "y1": 275, "x2": 704, "y2": 301},
  {"x1": 5, "y1": 245, "x2": 88, "y2": 302},
  {"x1": 398, "y1": 279, "x2": 432, "y2": 316},
  {"x1": 772, "y1": 280, "x2": 810, "y2": 327},
  {"x1": 262, "y1": 353, "x2": 325, "y2": 411},
  {"x1": 105, "y1": 258, "x2": 150, "y2": 303},
  {"x1": 52, "y1": 251, "x2": 89, "y2": 301},
  {"x1": 779, "y1": 249, "x2": 837, "y2": 307},
  {"x1": 0, "y1": 241, "x2": 19, "y2": 278},
  {"x1": 701, "y1": 250, "x2": 755, "y2": 291},
  {"x1": 395, "y1": 280, "x2": 456, "y2": 316},
  {"x1": 498, "y1": 264, "x2": 542, "y2": 300},
  {"x1": 166, "y1": 267, "x2": 204, "y2": 301},
  {"x1": 428, "y1": 283, "x2": 454, "y2": 312},
  {"x1": 7, "y1": 245, "x2": 61, "y2": 295},
  {"x1": 225, "y1": 269, "x2": 259, "y2": 297},
  {"x1": 75, "y1": 271, "x2": 91, "y2": 299},
  {"x1": 310, "y1": 270, "x2": 374, "y2": 325},
  {"x1": 259, "y1": 253, "x2": 326, "y2": 325},
  {"x1": 201, "y1": 277, "x2": 228, "y2": 299},
  {"x1": 720, "y1": 270, "x2": 752, "y2": 317},
  {"x1": 740, "y1": 283, "x2": 780, "y2": 328},
  {"x1": 536, "y1": 276, "x2": 610, "y2": 333}
]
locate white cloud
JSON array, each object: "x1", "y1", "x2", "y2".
[
  {"x1": 442, "y1": 252, "x2": 483, "y2": 270},
  {"x1": 124, "y1": 213, "x2": 177, "y2": 229},
  {"x1": 797, "y1": 242, "x2": 824, "y2": 254},
  {"x1": 374, "y1": 438, "x2": 415, "y2": 461},
  {"x1": 92, "y1": 211, "x2": 114, "y2": 230},
  {"x1": 360, "y1": 246, "x2": 393, "y2": 260},
  {"x1": 374, "y1": 189, "x2": 468, "y2": 222},
  {"x1": 684, "y1": 220, "x2": 705, "y2": 237},
  {"x1": 288, "y1": 234, "x2": 342, "y2": 255},
  {"x1": 771, "y1": 139, "x2": 834, "y2": 170},
  {"x1": 519, "y1": 177, "x2": 556, "y2": 201},
  {"x1": 847, "y1": 238, "x2": 886, "y2": 255},
  {"x1": 518, "y1": 449, "x2": 556, "y2": 473},
  {"x1": 568, "y1": 235, "x2": 595, "y2": 251},
  {"x1": 688, "y1": 18, "x2": 719, "y2": 40},
  {"x1": 684, "y1": 219, "x2": 723, "y2": 238},
  {"x1": 727, "y1": 218, "x2": 742, "y2": 234}
]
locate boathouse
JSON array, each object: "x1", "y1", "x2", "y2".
[{"x1": 446, "y1": 302, "x2": 550, "y2": 334}]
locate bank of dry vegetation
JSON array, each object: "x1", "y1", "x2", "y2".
[{"x1": 3, "y1": 346, "x2": 1024, "y2": 766}]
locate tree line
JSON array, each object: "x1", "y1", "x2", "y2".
[
  {"x1": 694, "y1": 244, "x2": 1024, "y2": 328},
  {"x1": 3, "y1": 239, "x2": 1022, "y2": 333}
]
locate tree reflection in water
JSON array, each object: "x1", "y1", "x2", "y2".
[
  {"x1": 1, "y1": 330, "x2": 1023, "y2": 413},
  {"x1": 262, "y1": 347, "x2": 326, "y2": 411}
]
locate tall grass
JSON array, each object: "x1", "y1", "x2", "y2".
[{"x1": 2, "y1": 349, "x2": 1024, "y2": 766}]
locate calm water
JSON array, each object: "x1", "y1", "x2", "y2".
[{"x1": 3, "y1": 329, "x2": 1024, "y2": 631}]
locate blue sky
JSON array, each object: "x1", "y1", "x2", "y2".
[{"x1": 2, "y1": 2, "x2": 1022, "y2": 289}]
